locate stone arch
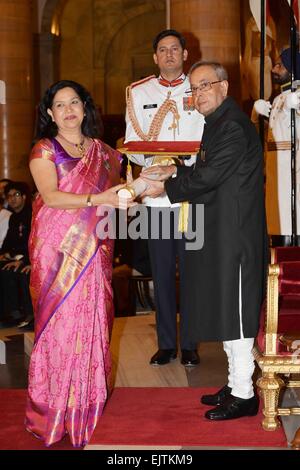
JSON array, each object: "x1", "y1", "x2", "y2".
[
  {"x1": 103, "y1": 10, "x2": 166, "y2": 113},
  {"x1": 38, "y1": 0, "x2": 165, "y2": 112}
]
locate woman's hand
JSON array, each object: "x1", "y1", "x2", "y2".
[{"x1": 93, "y1": 184, "x2": 137, "y2": 209}]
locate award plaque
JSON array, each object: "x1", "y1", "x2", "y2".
[{"x1": 117, "y1": 141, "x2": 200, "y2": 199}]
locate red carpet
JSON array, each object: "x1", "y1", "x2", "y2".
[
  {"x1": 0, "y1": 390, "x2": 79, "y2": 450},
  {"x1": 89, "y1": 387, "x2": 287, "y2": 448},
  {"x1": 0, "y1": 388, "x2": 287, "y2": 449}
]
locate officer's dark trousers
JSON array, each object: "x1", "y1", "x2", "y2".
[
  {"x1": 147, "y1": 206, "x2": 197, "y2": 351},
  {"x1": 0, "y1": 266, "x2": 33, "y2": 321}
]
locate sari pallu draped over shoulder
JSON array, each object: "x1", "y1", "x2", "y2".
[{"x1": 25, "y1": 139, "x2": 121, "y2": 447}]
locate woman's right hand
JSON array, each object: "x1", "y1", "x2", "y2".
[{"x1": 93, "y1": 184, "x2": 137, "y2": 209}]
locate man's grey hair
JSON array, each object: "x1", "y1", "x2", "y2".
[{"x1": 188, "y1": 61, "x2": 228, "y2": 81}]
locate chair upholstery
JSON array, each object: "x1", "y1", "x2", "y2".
[{"x1": 253, "y1": 247, "x2": 300, "y2": 431}]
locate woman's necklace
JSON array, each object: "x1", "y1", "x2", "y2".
[{"x1": 57, "y1": 133, "x2": 86, "y2": 158}]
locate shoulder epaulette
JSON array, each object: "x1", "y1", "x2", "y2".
[{"x1": 130, "y1": 75, "x2": 156, "y2": 89}]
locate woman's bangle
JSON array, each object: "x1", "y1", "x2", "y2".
[{"x1": 86, "y1": 194, "x2": 93, "y2": 207}]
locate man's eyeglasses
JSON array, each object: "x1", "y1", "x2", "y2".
[
  {"x1": 186, "y1": 80, "x2": 223, "y2": 94},
  {"x1": 7, "y1": 191, "x2": 22, "y2": 199}
]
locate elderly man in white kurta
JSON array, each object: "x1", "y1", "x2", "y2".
[{"x1": 125, "y1": 29, "x2": 204, "y2": 367}]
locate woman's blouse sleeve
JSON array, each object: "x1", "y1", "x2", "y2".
[{"x1": 29, "y1": 138, "x2": 56, "y2": 163}]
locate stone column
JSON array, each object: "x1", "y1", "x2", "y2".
[
  {"x1": 170, "y1": 0, "x2": 241, "y2": 101},
  {"x1": 37, "y1": 32, "x2": 60, "y2": 100},
  {"x1": 0, "y1": 0, "x2": 34, "y2": 183}
]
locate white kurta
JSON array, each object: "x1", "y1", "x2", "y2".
[
  {"x1": 266, "y1": 89, "x2": 300, "y2": 235},
  {"x1": 125, "y1": 75, "x2": 204, "y2": 207}
]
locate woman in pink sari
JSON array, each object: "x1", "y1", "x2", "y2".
[{"x1": 25, "y1": 80, "x2": 134, "y2": 447}]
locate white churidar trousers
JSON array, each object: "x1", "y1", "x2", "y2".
[{"x1": 223, "y1": 266, "x2": 255, "y2": 399}]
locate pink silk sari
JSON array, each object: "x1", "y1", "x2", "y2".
[{"x1": 25, "y1": 138, "x2": 121, "y2": 447}]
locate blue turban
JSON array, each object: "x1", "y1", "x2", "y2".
[{"x1": 280, "y1": 47, "x2": 300, "y2": 79}]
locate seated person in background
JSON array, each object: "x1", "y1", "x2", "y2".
[
  {"x1": 0, "y1": 178, "x2": 13, "y2": 209},
  {"x1": 0, "y1": 181, "x2": 33, "y2": 328},
  {"x1": 0, "y1": 196, "x2": 11, "y2": 248},
  {"x1": 113, "y1": 237, "x2": 152, "y2": 316}
]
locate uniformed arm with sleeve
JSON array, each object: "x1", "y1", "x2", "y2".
[
  {"x1": 124, "y1": 88, "x2": 153, "y2": 168},
  {"x1": 165, "y1": 121, "x2": 247, "y2": 203}
]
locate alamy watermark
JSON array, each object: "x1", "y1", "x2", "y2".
[{"x1": 96, "y1": 203, "x2": 204, "y2": 251}]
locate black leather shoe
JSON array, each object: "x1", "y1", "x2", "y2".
[
  {"x1": 205, "y1": 394, "x2": 259, "y2": 420},
  {"x1": 150, "y1": 349, "x2": 177, "y2": 365},
  {"x1": 181, "y1": 349, "x2": 200, "y2": 366},
  {"x1": 201, "y1": 384, "x2": 232, "y2": 406}
]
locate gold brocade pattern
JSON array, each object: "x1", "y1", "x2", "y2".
[
  {"x1": 75, "y1": 333, "x2": 82, "y2": 354},
  {"x1": 68, "y1": 384, "x2": 76, "y2": 407}
]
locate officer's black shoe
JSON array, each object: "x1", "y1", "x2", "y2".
[
  {"x1": 204, "y1": 394, "x2": 259, "y2": 421},
  {"x1": 181, "y1": 349, "x2": 200, "y2": 367},
  {"x1": 150, "y1": 349, "x2": 177, "y2": 365},
  {"x1": 201, "y1": 384, "x2": 232, "y2": 406}
]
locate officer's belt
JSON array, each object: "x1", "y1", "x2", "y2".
[{"x1": 267, "y1": 141, "x2": 292, "y2": 151}]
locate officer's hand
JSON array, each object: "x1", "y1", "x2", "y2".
[
  {"x1": 253, "y1": 99, "x2": 272, "y2": 117},
  {"x1": 285, "y1": 91, "x2": 300, "y2": 110}
]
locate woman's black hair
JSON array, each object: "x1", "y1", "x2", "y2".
[{"x1": 35, "y1": 80, "x2": 102, "y2": 140}]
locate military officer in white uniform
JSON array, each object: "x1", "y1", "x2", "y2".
[
  {"x1": 125, "y1": 29, "x2": 204, "y2": 366},
  {"x1": 253, "y1": 47, "x2": 300, "y2": 245}
]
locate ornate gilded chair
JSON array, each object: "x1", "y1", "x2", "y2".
[{"x1": 254, "y1": 247, "x2": 300, "y2": 432}]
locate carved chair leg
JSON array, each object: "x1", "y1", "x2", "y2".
[
  {"x1": 291, "y1": 427, "x2": 300, "y2": 450},
  {"x1": 256, "y1": 372, "x2": 285, "y2": 430}
]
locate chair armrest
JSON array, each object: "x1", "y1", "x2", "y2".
[
  {"x1": 265, "y1": 260, "x2": 300, "y2": 355},
  {"x1": 265, "y1": 264, "x2": 280, "y2": 355}
]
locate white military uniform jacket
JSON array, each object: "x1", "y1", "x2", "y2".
[
  {"x1": 266, "y1": 86, "x2": 300, "y2": 235},
  {"x1": 125, "y1": 74, "x2": 204, "y2": 207}
]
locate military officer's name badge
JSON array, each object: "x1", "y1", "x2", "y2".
[{"x1": 143, "y1": 104, "x2": 157, "y2": 109}]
